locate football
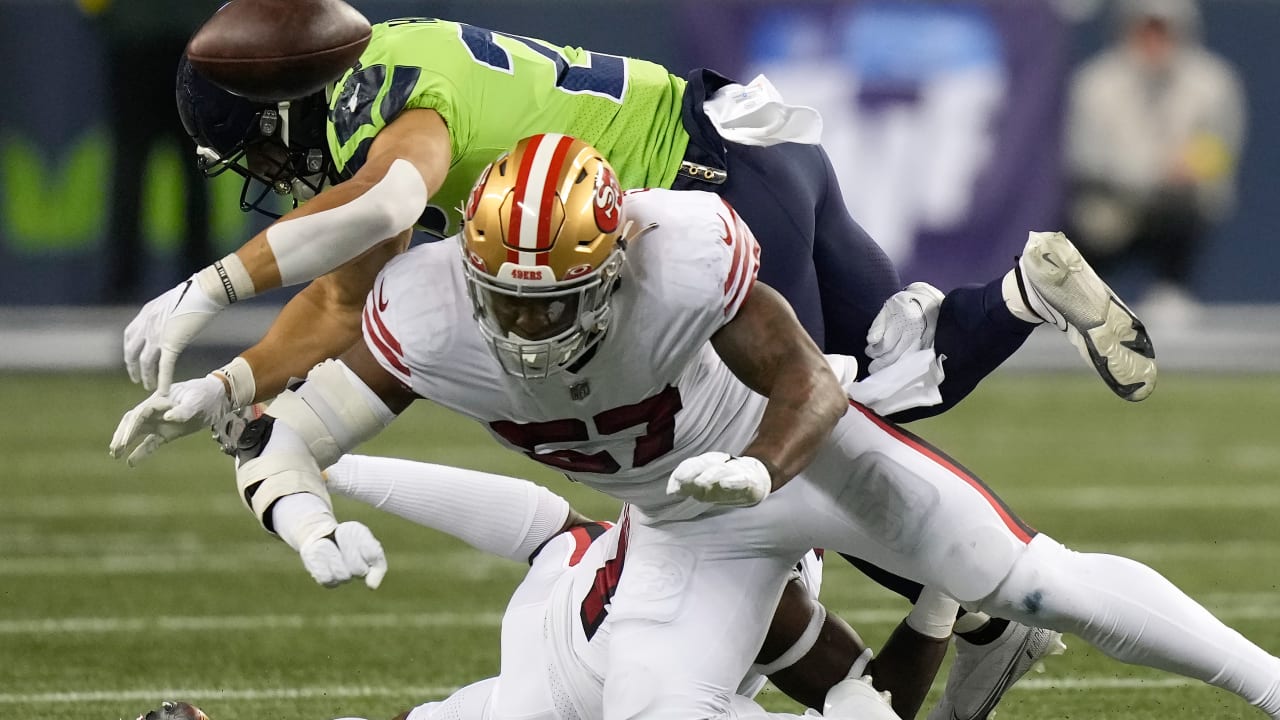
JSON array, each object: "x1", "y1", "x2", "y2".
[{"x1": 185, "y1": 0, "x2": 371, "y2": 101}]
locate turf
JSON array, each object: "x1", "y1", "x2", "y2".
[{"x1": 2, "y1": 371, "x2": 1278, "y2": 719}]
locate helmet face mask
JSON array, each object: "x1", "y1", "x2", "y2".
[
  {"x1": 460, "y1": 134, "x2": 628, "y2": 380},
  {"x1": 176, "y1": 57, "x2": 335, "y2": 218},
  {"x1": 468, "y1": 251, "x2": 624, "y2": 378}
]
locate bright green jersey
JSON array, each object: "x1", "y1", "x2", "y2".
[{"x1": 327, "y1": 18, "x2": 689, "y2": 234}]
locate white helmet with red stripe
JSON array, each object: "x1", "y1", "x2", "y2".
[{"x1": 461, "y1": 133, "x2": 628, "y2": 378}]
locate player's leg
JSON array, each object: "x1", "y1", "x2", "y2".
[
  {"x1": 759, "y1": 573, "x2": 948, "y2": 719},
  {"x1": 1012, "y1": 231, "x2": 1156, "y2": 402},
  {"x1": 792, "y1": 406, "x2": 1280, "y2": 718},
  {"x1": 323, "y1": 454, "x2": 578, "y2": 563},
  {"x1": 599, "y1": 516, "x2": 802, "y2": 720},
  {"x1": 401, "y1": 678, "x2": 497, "y2": 720}
]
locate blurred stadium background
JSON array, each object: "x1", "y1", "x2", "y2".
[{"x1": 1, "y1": 0, "x2": 1278, "y2": 719}]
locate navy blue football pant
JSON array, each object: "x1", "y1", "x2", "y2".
[
  {"x1": 674, "y1": 69, "x2": 1035, "y2": 607},
  {"x1": 673, "y1": 69, "x2": 1034, "y2": 423}
]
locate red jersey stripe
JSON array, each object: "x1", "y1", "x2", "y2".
[
  {"x1": 367, "y1": 298, "x2": 403, "y2": 355},
  {"x1": 725, "y1": 226, "x2": 759, "y2": 317},
  {"x1": 362, "y1": 307, "x2": 410, "y2": 378}
]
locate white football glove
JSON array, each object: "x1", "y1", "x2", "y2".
[
  {"x1": 272, "y1": 493, "x2": 387, "y2": 590},
  {"x1": 108, "y1": 375, "x2": 230, "y2": 466},
  {"x1": 123, "y1": 274, "x2": 226, "y2": 394},
  {"x1": 298, "y1": 521, "x2": 388, "y2": 590},
  {"x1": 866, "y1": 282, "x2": 946, "y2": 374},
  {"x1": 824, "y1": 675, "x2": 896, "y2": 720},
  {"x1": 666, "y1": 451, "x2": 772, "y2": 508}
]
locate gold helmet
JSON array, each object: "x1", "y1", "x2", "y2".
[{"x1": 461, "y1": 133, "x2": 628, "y2": 378}]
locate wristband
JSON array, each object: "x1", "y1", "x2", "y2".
[
  {"x1": 211, "y1": 356, "x2": 257, "y2": 409},
  {"x1": 195, "y1": 253, "x2": 256, "y2": 306}
]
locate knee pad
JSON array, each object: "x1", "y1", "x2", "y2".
[
  {"x1": 980, "y1": 534, "x2": 1071, "y2": 618},
  {"x1": 932, "y1": 523, "x2": 1026, "y2": 604},
  {"x1": 839, "y1": 451, "x2": 941, "y2": 555},
  {"x1": 841, "y1": 451, "x2": 1032, "y2": 604}
]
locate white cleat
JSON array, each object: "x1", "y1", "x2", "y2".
[
  {"x1": 926, "y1": 623, "x2": 1067, "y2": 720},
  {"x1": 824, "y1": 675, "x2": 897, "y2": 720},
  {"x1": 1017, "y1": 231, "x2": 1156, "y2": 401}
]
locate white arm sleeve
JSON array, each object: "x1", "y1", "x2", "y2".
[
  {"x1": 325, "y1": 455, "x2": 571, "y2": 563},
  {"x1": 265, "y1": 158, "x2": 428, "y2": 286}
]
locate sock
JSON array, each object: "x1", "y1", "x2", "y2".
[
  {"x1": 992, "y1": 534, "x2": 1280, "y2": 716},
  {"x1": 906, "y1": 586, "x2": 959, "y2": 639},
  {"x1": 951, "y1": 610, "x2": 991, "y2": 635},
  {"x1": 325, "y1": 455, "x2": 570, "y2": 562},
  {"x1": 957, "y1": 617, "x2": 1010, "y2": 646},
  {"x1": 1001, "y1": 268, "x2": 1044, "y2": 324}
]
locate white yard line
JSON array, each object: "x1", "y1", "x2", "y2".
[
  {"x1": 7, "y1": 481, "x2": 1280, "y2": 520},
  {"x1": 4, "y1": 539, "x2": 1278, "y2": 576},
  {"x1": 0, "y1": 611, "x2": 503, "y2": 635},
  {"x1": 5, "y1": 596, "x2": 1280, "y2": 636},
  {"x1": 0, "y1": 676, "x2": 1204, "y2": 704},
  {"x1": 0, "y1": 550, "x2": 522, "y2": 576},
  {"x1": 0, "y1": 685, "x2": 458, "y2": 704}
]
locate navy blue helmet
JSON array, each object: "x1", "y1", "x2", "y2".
[{"x1": 176, "y1": 55, "x2": 336, "y2": 217}]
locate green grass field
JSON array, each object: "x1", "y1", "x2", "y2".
[{"x1": 3, "y1": 371, "x2": 1279, "y2": 720}]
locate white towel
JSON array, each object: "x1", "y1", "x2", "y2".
[
  {"x1": 703, "y1": 74, "x2": 824, "y2": 147},
  {"x1": 845, "y1": 349, "x2": 946, "y2": 416}
]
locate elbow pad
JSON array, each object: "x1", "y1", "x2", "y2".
[
  {"x1": 266, "y1": 158, "x2": 428, "y2": 286},
  {"x1": 235, "y1": 359, "x2": 395, "y2": 532},
  {"x1": 265, "y1": 359, "x2": 395, "y2": 469},
  {"x1": 234, "y1": 415, "x2": 331, "y2": 533}
]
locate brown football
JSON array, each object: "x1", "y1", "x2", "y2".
[{"x1": 185, "y1": 0, "x2": 371, "y2": 101}]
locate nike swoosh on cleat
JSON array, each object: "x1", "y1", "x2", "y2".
[{"x1": 1040, "y1": 252, "x2": 1060, "y2": 269}]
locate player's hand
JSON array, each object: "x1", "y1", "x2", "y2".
[
  {"x1": 866, "y1": 282, "x2": 945, "y2": 374},
  {"x1": 123, "y1": 275, "x2": 226, "y2": 394},
  {"x1": 109, "y1": 376, "x2": 230, "y2": 466},
  {"x1": 666, "y1": 451, "x2": 772, "y2": 508},
  {"x1": 299, "y1": 521, "x2": 388, "y2": 589}
]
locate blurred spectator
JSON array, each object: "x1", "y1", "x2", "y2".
[
  {"x1": 79, "y1": 0, "x2": 222, "y2": 303},
  {"x1": 1063, "y1": 0, "x2": 1246, "y2": 326}
]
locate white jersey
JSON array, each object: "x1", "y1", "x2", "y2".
[
  {"x1": 414, "y1": 516, "x2": 824, "y2": 720},
  {"x1": 363, "y1": 188, "x2": 766, "y2": 520}
]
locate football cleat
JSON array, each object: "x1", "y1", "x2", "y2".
[
  {"x1": 823, "y1": 675, "x2": 897, "y2": 720},
  {"x1": 926, "y1": 623, "x2": 1066, "y2": 720},
  {"x1": 135, "y1": 701, "x2": 210, "y2": 720},
  {"x1": 1016, "y1": 231, "x2": 1156, "y2": 401}
]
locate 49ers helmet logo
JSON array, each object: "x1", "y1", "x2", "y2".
[{"x1": 593, "y1": 164, "x2": 621, "y2": 233}]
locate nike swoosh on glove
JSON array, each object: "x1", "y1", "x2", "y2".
[
  {"x1": 123, "y1": 275, "x2": 226, "y2": 393},
  {"x1": 866, "y1": 282, "x2": 945, "y2": 374},
  {"x1": 666, "y1": 451, "x2": 772, "y2": 508}
]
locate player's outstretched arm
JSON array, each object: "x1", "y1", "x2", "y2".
[
  {"x1": 111, "y1": 231, "x2": 410, "y2": 466},
  {"x1": 241, "y1": 231, "x2": 412, "y2": 402},
  {"x1": 326, "y1": 454, "x2": 591, "y2": 564},
  {"x1": 234, "y1": 337, "x2": 416, "y2": 588},
  {"x1": 669, "y1": 283, "x2": 847, "y2": 506},
  {"x1": 123, "y1": 109, "x2": 450, "y2": 394}
]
